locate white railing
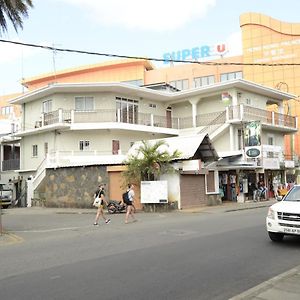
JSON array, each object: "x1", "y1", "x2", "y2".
[
  {"x1": 23, "y1": 105, "x2": 298, "y2": 132},
  {"x1": 227, "y1": 105, "x2": 297, "y2": 130},
  {"x1": 46, "y1": 150, "x2": 126, "y2": 167}
]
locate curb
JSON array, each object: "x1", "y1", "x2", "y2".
[{"x1": 229, "y1": 265, "x2": 300, "y2": 299}]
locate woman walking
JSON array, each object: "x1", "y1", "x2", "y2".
[
  {"x1": 125, "y1": 184, "x2": 137, "y2": 224},
  {"x1": 93, "y1": 184, "x2": 111, "y2": 226}
]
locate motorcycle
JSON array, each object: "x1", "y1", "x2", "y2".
[{"x1": 107, "y1": 200, "x2": 127, "y2": 214}]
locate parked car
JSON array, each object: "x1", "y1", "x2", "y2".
[
  {"x1": 266, "y1": 184, "x2": 300, "y2": 242},
  {"x1": 0, "y1": 183, "x2": 13, "y2": 209}
]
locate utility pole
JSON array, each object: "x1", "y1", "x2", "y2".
[{"x1": 0, "y1": 206, "x2": 2, "y2": 235}]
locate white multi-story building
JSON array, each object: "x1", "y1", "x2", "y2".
[{"x1": 6, "y1": 79, "x2": 297, "y2": 209}]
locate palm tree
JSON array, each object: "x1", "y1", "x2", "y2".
[
  {"x1": 0, "y1": 0, "x2": 33, "y2": 35},
  {"x1": 123, "y1": 140, "x2": 181, "y2": 184}
]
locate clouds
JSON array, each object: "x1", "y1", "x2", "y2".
[{"x1": 62, "y1": 0, "x2": 216, "y2": 31}]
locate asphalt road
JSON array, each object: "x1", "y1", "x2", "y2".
[{"x1": 0, "y1": 207, "x2": 300, "y2": 300}]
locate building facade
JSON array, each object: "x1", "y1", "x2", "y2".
[{"x1": 7, "y1": 79, "x2": 296, "y2": 208}]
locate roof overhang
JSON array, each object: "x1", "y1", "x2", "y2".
[
  {"x1": 127, "y1": 134, "x2": 219, "y2": 162},
  {"x1": 9, "y1": 79, "x2": 296, "y2": 105}
]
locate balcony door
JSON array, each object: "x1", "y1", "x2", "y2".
[
  {"x1": 166, "y1": 107, "x2": 172, "y2": 128},
  {"x1": 116, "y1": 97, "x2": 138, "y2": 124}
]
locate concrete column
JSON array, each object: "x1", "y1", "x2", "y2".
[
  {"x1": 189, "y1": 98, "x2": 200, "y2": 128},
  {"x1": 230, "y1": 125, "x2": 235, "y2": 151},
  {"x1": 58, "y1": 109, "x2": 63, "y2": 123},
  {"x1": 71, "y1": 110, "x2": 75, "y2": 123}
]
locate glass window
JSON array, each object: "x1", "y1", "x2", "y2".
[
  {"x1": 194, "y1": 75, "x2": 215, "y2": 87},
  {"x1": 75, "y1": 96, "x2": 94, "y2": 111},
  {"x1": 42, "y1": 99, "x2": 52, "y2": 113},
  {"x1": 44, "y1": 142, "x2": 48, "y2": 156},
  {"x1": 238, "y1": 129, "x2": 243, "y2": 150},
  {"x1": 116, "y1": 97, "x2": 138, "y2": 124},
  {"x1": 169, "y1": 79, "x2": 189, "y2": 90},
  {"x1": 268, "y1": 136, "x2": 274, "y2": 145},
  {"x1": 32, "y1": 145, "x2": 38, "y2": 157},
  {"x1": 79, "y1": 140, "x2": 90, "y2": 151},
  {"x1": 1, "y1": 106, "x2": 14, "y2": 115},
  {"x1": 220, "y1": 71, "x2": 243, "y2": 82}
]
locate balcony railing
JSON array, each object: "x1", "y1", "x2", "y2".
[
  {"x1": 2, "y1": 159, "x2": 20, "y2": 171},
  {"x1": 24, "y1": 105, "x2": 297, "y2": 133},
  {"x1": 227, "y1": 105, "x2": 297, "y2": 130}
]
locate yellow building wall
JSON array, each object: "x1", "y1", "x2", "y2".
[
  {"x1": 0, "y1": 93, "x2": 22, "y2": 120},
  {"x1": 240, "y1": 12, "x2": 300, "y2": 157},
  {"x1": 145, "y1": 55, "x2": 243, "y2": 88}
]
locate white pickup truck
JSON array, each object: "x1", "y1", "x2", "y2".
[{"x1": 266, "y1": 184, "x2": 300, "y2": 242}]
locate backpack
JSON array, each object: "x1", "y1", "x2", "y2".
[{"x1": 122, "y1": 191, "x2": 131, "y2": 205}]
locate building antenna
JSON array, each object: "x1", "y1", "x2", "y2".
[{"x1": 52, "y1": 43, "x2": 57, "y2": 80}]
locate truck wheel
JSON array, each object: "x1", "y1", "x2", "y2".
[{"x1": 268, "y1": 231, "x2": 284, "y2": 242}]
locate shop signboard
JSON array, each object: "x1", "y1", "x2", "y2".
[
  {"x1": 244, "y1": 121, "x2": 261, "y2": 158},
  {"x1": 285, "y1": 160, "x2": 295, "y2": 168},
  {"x1": 263, "y1": 158, "x2": 280, "y2": 169}
]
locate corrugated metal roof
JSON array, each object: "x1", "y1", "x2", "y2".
[{"x1": 127, "y1": 134, "x2": 218, "y2": 162}]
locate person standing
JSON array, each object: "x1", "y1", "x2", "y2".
[
  {"x1": 125, "y1": 184, "x2": 137, "y2": 224},
  {"x1": 93, "y1": 184, "x2": 111, "y2": 226}
]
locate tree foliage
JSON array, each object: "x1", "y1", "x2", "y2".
[
  {"x1": 0, "y1": 0, "x2": 33, "y2": 35},
  {"x1": 123, "y1": 140, "x2": 181, "y2": 184}
]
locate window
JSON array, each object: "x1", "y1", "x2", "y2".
[
  {"x1": 268, "y1": 136, "x2": 274, "y2": 145},
  {"x1": 44, "y1": 142, "x2": 48, "y2": 157},
  {"x1": 75, "y1": 96, "x2": 94, "y2": 111},
  {"x1": 193, "y1": 75, "x2": 215, "y2": 87},
  {"x1": 1, "y1": 106, "x2": 13, "y2": 115},
  {"x1": 112, "y1": 140, "x2": 120, "y2": 155},
  {"x1": 116, "y1": 97, "x2": 139, "y2": 124},
  {"x1": 42, "y1": 99, "x2": 52, "y2": 113},
  {"x1": 79, "y1": 140, "x2": 90, "y2": 151},
  {"x1": 267, "y1": 135, "x2": 274, "y2": 158},
  {"x1": 238, "y1": 129, "x2": 243, "y2": 150},
  {"x1": 169, "y1": 79, "x2": 189, "y2": 90},
  {"x1": 149, "y1": 103, "x2": 157, "y2": 108},
  {"x1": 32, "y1": 145, "x2": 38, "y2": 157},
  {"x1": 220, "y1": 71, "x2": 243, "y2": 82}
]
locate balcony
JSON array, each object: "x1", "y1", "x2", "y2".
[
  {"x1": 2, "y1": 159, "x2": 20, "y2": 171},
  {"x1": 18, "y1": 105, "x2": 297, "y2": 135},
  {"x1": 45, "y1": 150, "x2": 126, "y2": 168},
  {"x1": 227, "y1": 105, "x2": 298, "y2": 132},
  {"x1": 23, "y1": 109, "x2": 195, "y2": 132}
]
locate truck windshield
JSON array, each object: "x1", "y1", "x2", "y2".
[{"x1": 284, "y1": 186, "x2": 300, "y2": 202}]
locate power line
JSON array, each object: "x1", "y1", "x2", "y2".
[{"x1": 1, "y1": 39, "x2": 300, "y2": 67}]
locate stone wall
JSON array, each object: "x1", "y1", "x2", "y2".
[{"x1": 39, "y1": 165, "x2": 108, "y2": 208}]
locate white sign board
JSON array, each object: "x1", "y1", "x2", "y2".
[
  {"x1": 285, "y1": 160, "x2": 295, "y2": 168},
  {"x1": 141, "y1": 181, "x2": 168, "y2": 204}
]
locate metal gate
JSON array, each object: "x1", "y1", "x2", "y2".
[{"x1": 180, "y1": 174, "x2": 206, "y2": 208}]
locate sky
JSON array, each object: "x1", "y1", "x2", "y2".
[{"x1": 0, "y1": 0, "x2": 300, "y2": 95}]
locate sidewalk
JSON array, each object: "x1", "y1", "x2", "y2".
[
  {"x1": 1, "y1": 199, "x2": 300, "y2": 299},
  {"x1": 180, "y1": 198, "x2": 276, "y2": 214},
  {"x1": 230, "y1": 265, "x2": 300, "y2": 300}
]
